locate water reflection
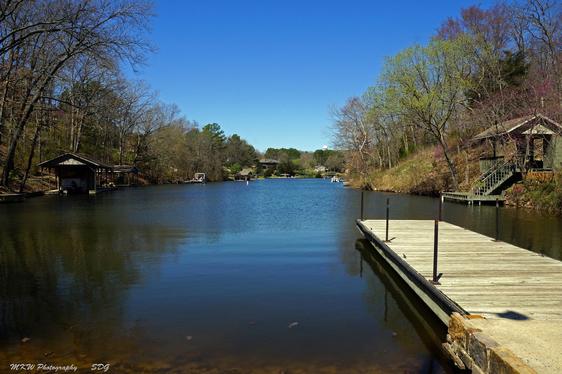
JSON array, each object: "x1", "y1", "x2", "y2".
[
  {"x1": 355, "y1": 239, "x2": 453, "y2": 373},
  {"x1": 0, "y1": 210, "x2": 186, "y2": 350},
  {"x1": 0, "y1": 180, "x2": 556, "y2": 372}
]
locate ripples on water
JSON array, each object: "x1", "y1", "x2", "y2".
[{"x1": 1, "y1": 179, "x2": 559, "y2": 372}]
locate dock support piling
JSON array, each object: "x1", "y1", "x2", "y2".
[
  {"x1": 432, "y1": 219, "x2": 442, "y2": 284},
  {"x1": 385, "y1": 198, "x2": 389, "y2": 242}
]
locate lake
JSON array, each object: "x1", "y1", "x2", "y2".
[{"x1": 1, "y1": 179, "x2": 560, "y2": 373}]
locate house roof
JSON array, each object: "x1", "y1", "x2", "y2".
[
  {"x1": 472, "y1": 114, "x2": 562, "y2": 140},
  {"x1": 38, "y1": 152, "x2": 112, "y2": 169},
  {"x1": 259, "y1": 158, "x2": 279, "y2": 164},
  {"x1": 237, "y1": 168, "x2": 254, "y2": 176}
]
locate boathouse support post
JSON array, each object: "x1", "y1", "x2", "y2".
[
  {"x1": 385, "y1": 198, "x2": 389, "y2": 242},
  {"x1": 432, "y1": 219, "x2": 442, "y2": 284}
]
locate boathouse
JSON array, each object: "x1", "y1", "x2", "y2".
[
  {"x1": 234, "y1": 168, "x2": 253, "y2": 181},
  {"x1": 38, "y1": 153, "x2": 113, "y2": 194},
  {"x1": 112, "y1": 165, "x2": 139, "y2": 186}
]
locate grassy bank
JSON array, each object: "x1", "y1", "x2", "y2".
[
  {"x1": 504, "y1": 172, "x2": 562, "y2": 214},
  {"x1": 359, "y1": 146, "x2": 480, "y2": 196}
]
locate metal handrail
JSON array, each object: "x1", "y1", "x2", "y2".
[{"x1": 471, "y1": 159, "x2": 515, "y2": 195}]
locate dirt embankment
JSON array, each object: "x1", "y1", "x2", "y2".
[
  {"x1": 504, "y1": 171, "x2": 562, "y2": 213},
  {"x1": 350, "y1": 146, "x2": 562, "y2": 214},
  {"x1": 356, "y1": 146, "x2": 482, "y2": 196}
]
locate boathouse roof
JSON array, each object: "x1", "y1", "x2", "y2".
[
  {"x1": 238, "y1": 168, "x2": 253, "y2": 176},
  {"x1": 113, "y1": 165, "x2": 139, "y2": 174},
  {"x1": 472, "y1": 113, "x2": 562, "y2": 140},
  {"x1": 38, "y1": 152, "x2": 113, "y2": 170}
]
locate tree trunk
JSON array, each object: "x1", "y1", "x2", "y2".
[
  {"x1": 0, "y1": 40, "x2": 15, "y2": 145},
  {"x1": 438, "y1": 138, "x2": 458, "y2": 190},
  {"x1": 1, "y1": 55, "x2": 71, "y2": 186},
  {"x1": 19, "y1": 121, "x2": 42, "y2": 192},
  {"x1": 387, "y1": 144, "x2": 392, "y2": 169}
]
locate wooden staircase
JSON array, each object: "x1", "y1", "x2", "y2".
[{"x1": 471, "y1": 160, "x2": 517, "y2": 196}]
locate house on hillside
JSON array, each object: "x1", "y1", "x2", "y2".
[
  {"x1": 38, "y1": 153, "x2": 113, "y2": 194},
  {"x1": 314, "y1": 165, "x2": 327, "y2": 173},
  {"x1": 258, "y1": 159, "x2": 279, "y2": 170},
  {"x1": 472, "y1": 113, "x2": 562, "y2": 173},
  {"x1": 444, "y1": 114, "x2": 562, "y2": 204}
]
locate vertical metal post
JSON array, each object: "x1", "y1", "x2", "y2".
[
  {"x1": 495, "y1": 197, "x2": 500, "y2": 241},
  {"x1": 438, "y1": 194, "x2": 443, "y2": 221},
  {"x1": 360, "y1": 190, "x2": 364, "y2": 220},
  {"x1": 433, "y1": 219, "x2": 440, "y2": 284},
  {"x1": 385, "y1": 198, "x2": 389, "y2": 242}
]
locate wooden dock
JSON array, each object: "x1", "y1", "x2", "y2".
[
  {"x1": 442, "y1": 191, "x2": 504, "y2": 205},
  {"x1": 357, "y1": 219, "x2": 562, "y2": 373}
]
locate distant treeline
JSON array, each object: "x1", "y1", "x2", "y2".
[
  {"x1": 261, "y1": 147, "x2": 345, "y2": 176},
  {"x1": 332, "y1": 0, "x2": 562, "y2": 189},
  {"x1": 0, "y1": 0, "x2": 263, "y2": 190}
]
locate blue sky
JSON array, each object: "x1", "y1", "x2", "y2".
[{"x1": 133, "y1": 0, "x2": 490, "y2": 152}]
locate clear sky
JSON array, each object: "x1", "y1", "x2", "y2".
[{"x1": 132, "y1": 0, "x2": 490, "y2": 152}]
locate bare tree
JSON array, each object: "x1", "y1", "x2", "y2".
[{"x1": 1, "y1": 0, "x2": 152, "y2": 186}]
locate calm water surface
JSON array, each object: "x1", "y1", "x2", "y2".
[{"x1": 0, "y1": 179, "x2": 560, "y2": 373}]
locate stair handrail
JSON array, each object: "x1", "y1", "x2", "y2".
[{"x1": 471, "y1": 159, "x2": 515, "y2": 195}]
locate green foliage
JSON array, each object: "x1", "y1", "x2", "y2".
[
  {"x1": 264, "y1": 147, "x2": 301, "y2": 161},
  {"x1": 499, "y1": 50, "x2": 528, "y2": 87},
  {"x1": 313, "y1": 149, "x2": 342, "y2": 166},
  {"x1": 229, "y1": 163, "x2": 242, "y2": 174},
  {"x1": 276, "y1": 153, "x2": 297, "y2": 175},
  {"x1": 225, "y1": 134, "x2": 257, "y2": 167},
  {"x1": 263, "y1": 168, "x2": 274, "y2": 177},
  {"x1": 202, "y1": 123, "x2": 226, "y2": 144}
]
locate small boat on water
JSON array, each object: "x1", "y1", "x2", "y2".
[{"x1": 330, "y1": 176, "x2": 340, "y2": 183}]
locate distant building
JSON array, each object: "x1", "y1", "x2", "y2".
[
  {"x1": 258, "y1": 159, "x2": 279, "y2": 170},
  {"x1": 235, "y1": 168, "x2": 254, "y2": 181},
  {"x1": 112, "y1": 165, "x2": 139, "y2": 186},
  {"x1": 314, "y1": 165, "x2": 327, "y2": 173}
]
